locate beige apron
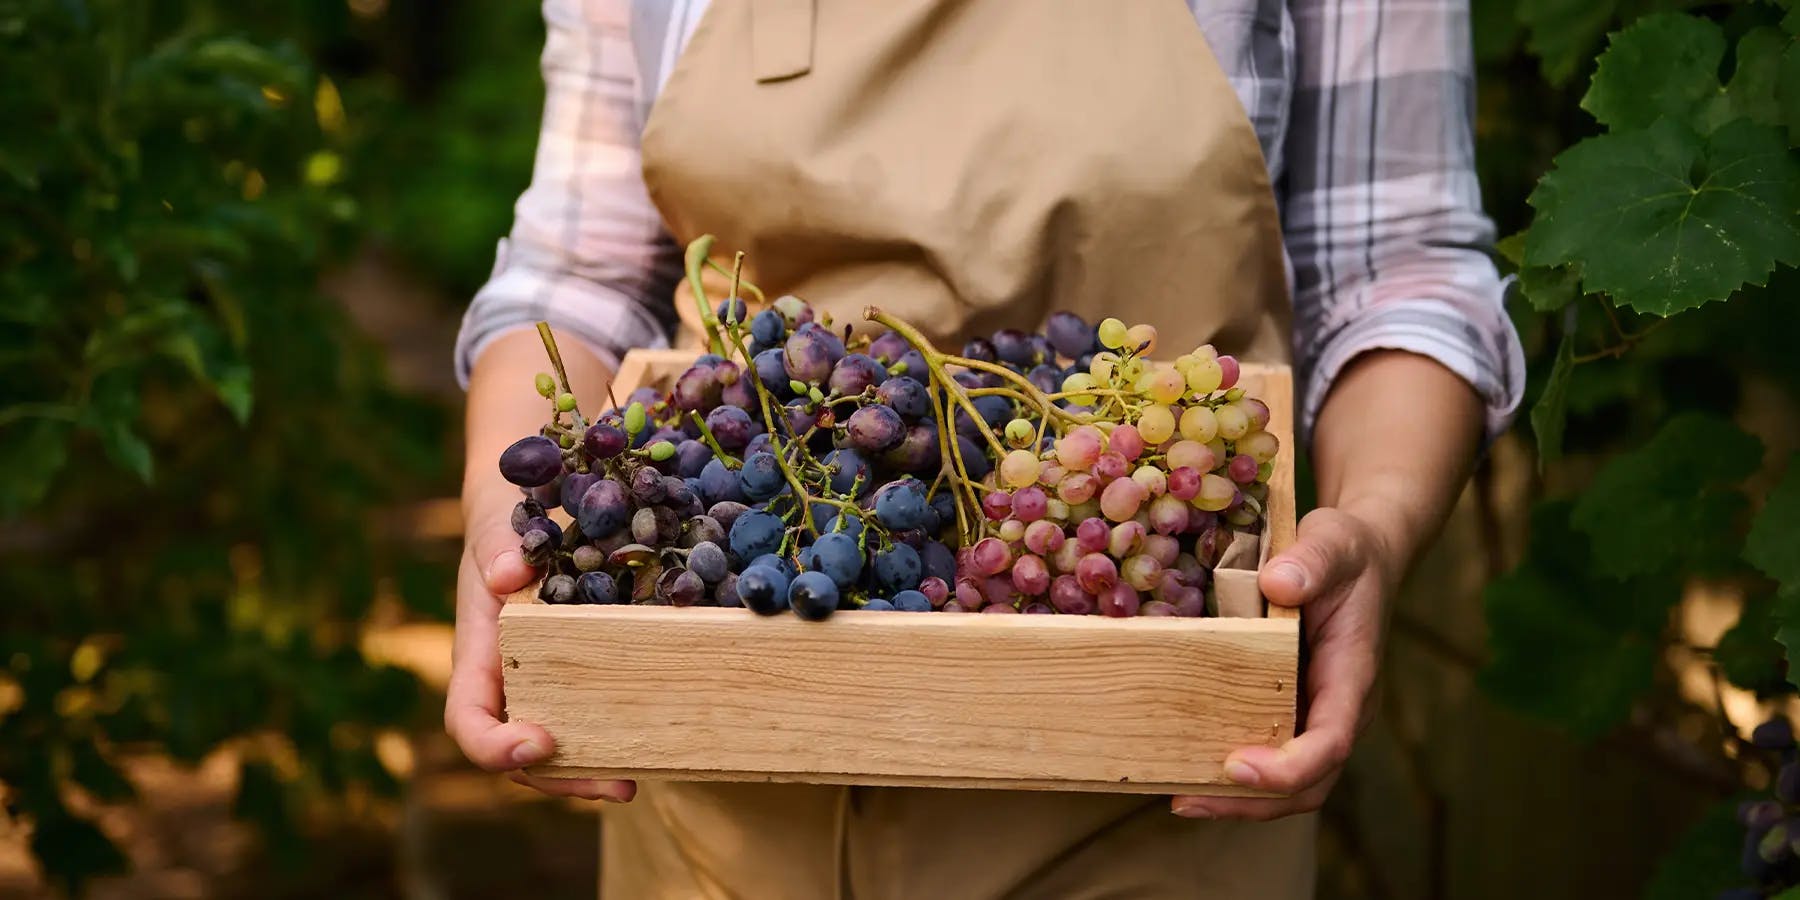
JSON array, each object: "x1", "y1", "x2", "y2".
[{"x1": 613, "y1": 0, "x2": 1311, "y2": 896}]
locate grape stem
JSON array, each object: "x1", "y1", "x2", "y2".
[
  {"x1": 536, "y1": 322, "x2": 583, "y2": 423},
  {"x1": 687, "y1": 412, "x2": 742, "y2": 470}
]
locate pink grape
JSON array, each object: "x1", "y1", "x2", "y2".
[
  {"x1": 1236, "y1": 398, "x2": 1271, "y2": 431},
  {"x1": 1121, "y1": 554, "x2": 1163, "y2": 591},
  {"x1": 919, "y1": 576, "x2": 950, "y2": 607},
  {"x1": 1075, "y1": 553, "x2": 1119, "y2": 594},
  {"x1": 1148, "y1": 494, "x2": 1189, "y2": 535},
  {"x1": 998, "y1": 518, "x2": 1026, "y2": 542},
  {"x1": 1012, "y1": 554, "x2": 1051, "y2": 595},
  {"x1": 1075, "y1": 518, "x2": 1110, "y2": 553},
  {"x1": 1099, "y1": 477, "x2": 1147, "y2": 522},
  {"x1": 1152, "y1": 569, "x2": 1186, "y2": 601},
  {"x1": 1167, "y1": 467, "x2": 1200, "y2": 501},
  {"x1": 1143, "y1": 534, "x2": 1179, "y2": 568},
  {"x1": 1098, "y1": 583, "x2": 1141, "y2": 617},
  {"x1": 1024, "y1": 519, "x2": 1065, "y2": 556},
  {"x1": 1166, "y1": 440, "x2": 1217, "y2": 474},
  {"x1": 1217, "y1": 355, "x2": 1240, "y2": 390},
  {"x1": 1038, "y1": 463, "x2": 1067, "y2": 487},
  {"x1": 1131, "y1": 466, "x2": 1167, "y2": 497},
  {"x1": 981, "y1": 602, "x2": 1020, "y2": 614},
  {"x1": 955, "y1": 577, "x2": 984, "y2": 609},
  {"x1": 942, "y1": 599, "x2": 970, "y2": 612},
  {"x1": 1055, "y1": 427, "x2": 1104, "y2": 471},
  {"x1": 1000, "y1": 449, "x2": 1041, "y2": 488},
  {"x1": 1228, "y1": 454, "x2": 1258, "y2": 484},
  {"x1": 1108, "y1": 424, "x2": 1145, "y2": 460},
  {"x1": 982, "y1": 491, "x2": 1013, "y2": 521},
  {"x1": 970, "y1": 537, "x2": 1012, "y2": 575},
  {"x1": 1141, "y1": 600, "x2": 1178, "y2": 616},
  {"x1": 1172, "y1": 589, "x2": 1206, "y2": 617},
  {"x1": 981, "y1": 575, "x2": 1015, "y2": 606},
  {"x1": 1195, "y1": 525, "x2": 1226, "y2": 565},
  {"x1": 1108, "y1": 520, "x2": 1146, "y2": 559},
  {"x1": 1051, "y1": 536, "x2": 1084, "y2": 573},
  {"x1": 1057, "y1": 473, "x2": 1098, "y2": 504},
  {"x1": 1022, "y1": 602, "x2": 1054, "y2": 614},
  {"x1": 1012, "y1": 486, "x2": 1049, "y2": 522},
  {"x1": 1093, "y1": 451, "x2": 1129, "y2": 482},
  {"x1": 1175, "y1": 553, "x2": 1207, "y2": 585},
  {"x1": 1050, "y1": 575, "x2": 1097, "y2": 615}
]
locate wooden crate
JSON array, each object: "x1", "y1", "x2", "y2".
[{"x1": 499, "y1": 349, "x2": 1299, "y2": 797}]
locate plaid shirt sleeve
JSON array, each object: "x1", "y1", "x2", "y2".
[
  {"x1": 453, "y1": 0, "x2": 680, "y2": 385},
  {"x1": 1280, "y1": 0, "x2": 1525, "y2": 443}
]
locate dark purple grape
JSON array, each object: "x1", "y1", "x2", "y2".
[
  {"x1": 631, "y1": 507, "x2": 661, "y2": 544},
  {"x1": 708, "y1": 501, "x2": 749, "y2": 531},
  {"x1": 714, "y1": 571, "x2": 742, "y2": 607},
  {"x1": 1027, "y1": 364, "x2": 1060, "y2": 395},
  {"x1": 991, "y1": 329, "x2": 1033, "y2": 366},
  {"x1": 1045, "y1": 311, "x2": 1092, "y2": 358},
  {"x1": 583, "y1": 422, "x2": 628, "y2": 461},
  {"x1": 657, "y1": 567, "x2": 706, "y2": 606},
  {"x1": 744, "y1": 432, "x2": 774, "y2": 458},
  {"x1": 789, "y1": 572, "x2": 841, "y2": 621},
  {"x1": 511, "y1": 498, "x2": 546, "y2": 534},
  {"x1": 785, "y1": 328, "x2": 837, "y2": 383},
  {"x1": 956, "y1": 435, "x2": 991, "y2": 479},
  {"x1": 880, "y1": 424, "x2": 939, "y2": 474},
  {"x1": 729, "y1": 509, "x2": 786, "y2": 560},
  {"x1": 687, "y1": 541, "x2": 730, "y2": 583},
  {"x1": 672, "y1": 364, "x2": 723, "y2": 412},
  {"x1": 699, "y1": 458, "x2": 745, "y2": 506},
  {"x1": 872, "y1": 543, "x2": 922, "y2": 593},
  {"x1": 921, "y1": 541, "x2": 957, "y2": 584},
  {"x1": 846, "y1": 405, "x2": 905, "y2": 453},
  {"x1": 875, "y1": 377, "x2": 930, "y2": 421},
  {"x1": 705, "y1": 406, "x2": 754, "y2": 451},
  {"x1": 869, "y1": 331, "x2": 911, "y2": 365},
  {"x1": 1027, "y1": 333, "x2": 1053, "y2": 365},
  {"x1": 664, "y1": 474, "x2": 701, "y2": 511},
  {"x1": 823, "y1": 449, "x2": 872, "y2": 496},
  {"x1": 739, "y1": 452, "x2": 787, "y2": 502},
  {"x1": 782, "y1": 398, "x2": 820, "y2": 438},
  {"x1": 675, "y1": 440, "x2": 714, "y2": 478},
  {"x1": 1753, "y1": 718, "x2": 1795, "y2": 749},
  {"x1": 577, "y1": 479, "x2": 630, "y2": 538},
  {"x1": 721, "y1": 378, "x2": 755, "y2": 410},
  {"x1": 680, "y1": 514, "x2": 726, "y2": 548},
  {"x1": 808, "y1": 534, "x2": 863, "y2": 587},
  {"x1": 751, "y1": 309, "x2": 787, "y2": 346},
  {"x1": 754, "y1": 348, "x2": 794, "y2": 399},
  {"x1": 540, "y1": 574, "x2": 578, "y2": 604},
  {"x1": 892, "y1": 590, "x2": 930, "y2": 612},
  {"x1": 499, "y1": 436, "x2": 564, "y2": 487},
  {"x1": 630, "y1": 466, "x2": 667, "y2": 503},
  {"x1": 737, "y1": 565, "x2": 791, "y2": 615},
  {"x1": 862, "y1": 598, "x2": 896, "y2": 611},
  {"x1": 962, "y1": 337, "x2": 997, "y2": 363},
  {"x1": 892, "y1": 350, "x2": 929, "y2": 384},
  {"x1": 715, "y1": 297, "x2": 748, "y2": 325},
  {"x1": 828, "y1": 353, "x2": 887, "y2": 396},
  {"x1": 874, "y1": 478, "x2": 930, "y2": 529},
  {"x1": 523, "y1": 516, "x2": 563, "y2": 547},
  {"x1": 574, "y1": 571, "x2": 619, "y2": 604},
  {"x1": 520, "y1": 529, "x2": 554, "y2": 567}
]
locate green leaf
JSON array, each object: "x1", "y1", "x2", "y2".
[
  {"x1": 1518, "y1": 0, "x2": 1619, "y2": 86},
  {"x1": 1746, "y1": 452, "x2": 1800, "y2": 590},
  {"x1": 1531, "y1": 328, "x2": 1576, "y2": 464},
  {"x1": 1520, "y1": 263, "x2": 1582, "y2": 312},
  {"x1": 0, "y1": 419, "x2": 71, "y2": 517},
  {"x1": 1482, "y1": 502, "x2": 1679, "y2": 737},
  {"x1": 1781, "y1": 37, "x2": 1800, "y2": 145},
  {"x1": 1644, "y1": 797, "x2": 1756, "y2": 900},
  {"x1": 1570, "y1": 412, "x2": 1762, "y2": 579},
  {"x1": 1494, "y1": 230, "x2": 1527, "y2": 267},
  {"x1": 1775, "y1": 589, "x2": 1800, "y2": 689},
  {"x1": 158, "y1": 309, "x2": 254, "y2": 423},
  {"x1": 1524, "y1": 118, "x2": 1800, "y2": 316},
  {"x1": 1724, "y1": 27, "x2": 1792, "y2": 130},
  {"x1": 1716, "y1": 595, "x2": 1787, "y2": 691},
  {"x1": 1778, "y1": 886, "x2": 1800, "y2": 900},
  {"x1": 87, "y1": 373, "x2": 153, "y2": 483},
  {"x1": 1582, "y1": 13, "x2": 1725, "y2": 131}
]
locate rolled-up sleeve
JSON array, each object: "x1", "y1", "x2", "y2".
[
  {"x1": 454, "y1": 0, "x2": 681, "y2": 385},
  {"x1": 1281, "y1": 0, "x2": 1525, "y2": 444}
]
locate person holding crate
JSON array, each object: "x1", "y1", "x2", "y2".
[{"x1": 450, "y1": 0, "x2": 1524, "y2": 896}]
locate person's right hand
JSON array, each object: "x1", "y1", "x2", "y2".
[{"x1": 446, "y1": 491, "x2": 637, "y2": 802}]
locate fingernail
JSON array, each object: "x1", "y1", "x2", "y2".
[
  {"x1": 1224, "y1": 760, "x2": 1259, "y2": 786},
  {"x1": 511, "y1": 739, "x2": 547, "y2": 766},
  {"x1": 1172, "y1": 803, "x2": 1214, "y2": 819},
  {"x1": 1269, "y1": 562, "x2": 1306, "y2": 591},
  {"x1": 486, "y1": 549, "x2": 523, "y2": 583}
]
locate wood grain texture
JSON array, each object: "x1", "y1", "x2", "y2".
[
  {"x1": 500, "y1": 605, "x2": 1298, "y2": 795},
  {"x1": 1242, "y1": 364, "x2": 1299, "y2": 622}
]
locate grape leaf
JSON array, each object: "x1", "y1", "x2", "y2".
[
  {"x1": 1779, "y1": 886, "x2": 1800, "y2": 900},
  {"x1": 1530, "y1": 328, "x2": 1576, "y2": 464},
  {"x1": 1582, "y1": 13, "x2": 1725, "y2": 131},
  {"x1": 1644, "y1": 797, "x2": 1757, "y2": 900},
  {"x1": 1723, "y1": 27, "x2": 1792, "y2": 131},
  {"x1": 1781, "y1": 38, "x2": 1800, "y2": 145},
  {"x1": 1746, "y1": 452, "x2": 1800, "y2": 590},
  {"x1": 1518, "y1": 0, "x2": 1619, "y2": 85},
  {"x1": 0, "y1": 419, "x2": 71, "y2": 517},
  {"x1": 1524, "y1": 118, "x2": 1800, "y2": 316},
  {"x1": 1520, "y1": 262, "x2": 1582, "y2": 312},
  {"x1": 1481, "y1": 502, "x2": 1679, "y2": 737},
  {"x1": 1570, "y1": 412, "x2": 1762, "y2": 579},
  {"x1": 1716, "y1": 595, "x2": 1787, "y2": 692}
]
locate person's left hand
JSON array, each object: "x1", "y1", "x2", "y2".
[{"x1": 1170, "y1": 506, "x2": 1401, "y2": 820}]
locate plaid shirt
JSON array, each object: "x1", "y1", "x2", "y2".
[{"x1": 455, "y1": 0, "x2": 1525, "y2": 441}]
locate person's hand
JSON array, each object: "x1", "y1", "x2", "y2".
[
  {"x1": 445, "y1": 490, "x2": 637, "y2": 802},
  {"x1": 1171, "y1": 505, "x2": 1400, "y2": 820}
]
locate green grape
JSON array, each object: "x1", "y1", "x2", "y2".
[
  {"x1": 1097, "y1": 317, "x2": 1128, "y2": 350},
  {"x1": 649, "y1": 440, "x2": 676, "y2": 461},
  {"x1": 555, "y1": 392, "x2": 578, "y2": 412},
  {"x1": 535, "y1": 373, "x2": 557, "y2": 398},
  {"x1": 1062, "y1": 373, "x2": 1099, "y2": 405},
  {"x1": 624, "y1": 401, "x2": 647, "y2": 436},
  {"x1": 1004, "y1": 418, "x2": 1035, "y2": 448}
]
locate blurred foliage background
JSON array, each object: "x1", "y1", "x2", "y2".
[{"x1": 0, "y1": 0, "x2": 1796, "y2": 897}]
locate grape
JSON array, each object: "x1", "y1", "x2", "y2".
[
  {"x1": 1097, "y1": 318, "x2": 1128, "y2": 350},
  {"x1": 1023, "y1": 520, "x2": 1065, "y2": 556},
  {"x1": 1061, "y1": 373, "x2": 1099, "y2": 405},
  {"x1": 828, "y1": 353, "x2": 887, "y2": 396},
  {"x1": 981, "y1": 602, "x2": 1020, "y2": 614},
  {"x1": 881, "y1": 423, "x2": 941, "y2": 473},
  {"x1": 1038, "y1": 462, "x2": 1067, "y2": 487},
  {"x1": 577, "y1": 479, "x2": 630, "y2": 538},
  {"x1": 1228, "y1": 454, "x2": 1259, "y2": 484},
  {"x1": 571, "y1": 571, "x2": 619, "y2": 605},
  {"x1": 630, "y1": 466, "x2": 668, "y2": 504},
  {"x1": 656, "y1": 568, "x2": 706, "y2": 606},
  {"x1": 1076, "y1": 553, "x2": 1118, "y2": 594},
  {"x1": 921, "y1": 541, "x2": 957, "y2": 584},
  {"x1": 956, "y1": 435, "x2": 991, "y2": 479},
  {"x1": 1166, "y1": 440, "x2": 1216, "y2": 474},
  {"x1": 520, "y1": 529, "x2": 554, "y2": 566},
  {"x1": 631, "y1": 508, "x2": 662, "y2": 544},
  {"x1": 511, "y1": 498, "x2": 547, "y2": 535},
  {"x1": 1004, "y1": 418, "x2": 1035, "y2": 448},
  {"x1": 1012, "y1": 486, "x2": 1049, "y2": 522},
  {"x1": 1099, "y1": 477, "x2": 1147, "y2": 522},
  {"x1": 789, "y1": 571, "x2": 841, "y2": 621},
  {"x1": 698, "y1": 409, "x2": 748, "y2": 453},
  {"x1": 736, "y1": 565, "x2": 790, "y2": 615},
  {"x1": 875, "y1": 378, "x2": 930, "y2": 422},
  {"x1": 892, "y1": 589, "x2": 931, "y2": 612},
  {"x1": 1146, "y1": 367, "x2": 1185, "y2": 405},
  {"x1": 1148, "y1": 494, "x2": 1189, "y2": 535},
  {"x1": 540, "y1": 574, "x2": 578, "y2": 604},
  {"x1": 862, "y1": 598, "x2": 897, "y2": 611},
  {"x1": 1753, "y1": 718, "x2": 1796, "y2": 749},
  {"x1": 810, "y1": 532, "x2": 864, "y2": 587},
  {"x1": 499, "y1": 436, "x2": 564, "y2": 487},
  {"x1": 1131, "y1": 465, "x2": 1167, "y2": 497},
  {"x1": 672, "y1": 365, "x2": 724, "y2": 412},
  {"x1": 1055, "y1": 426, "x2": 1104, "y2": 471},
  {"x1": 982, "y1": 491, "x2": 1013, "y2": 521},
  {"x1": 729, "y1": 509, "x2": 786, "y2": 560},
  {"x1": 1073, "y1": 518, "x2": 1109, "y2": 554},
  {"x1": 1092, "y1": 451, "x2": 1128, "y2": 482},
  {"x1": 713, "y1": 297, "x2": 748, "y2": 326},
  {"x1": 1045, "y1": 311, "x2": 1094, "y2": 358},
  {"x1": 687, "y1": 541, "x2": 729, "y2": 583},
  {"x1": 1137, "y1": 405, "x2": 1176, "y2": 444},
  {"x1": 1237, "y1": 430, "x2": 1280, "y2": 465},
  {"x1": 737, "y1": 452, "x2": 786, "y2": 502},
  {"x1": 847, "y1": 405, "x2": 906, "y2": 453},
  {"x1": 962, "y1": 337, "x2": 997, "y2": 363},
  {"x1": 698, "y1": 458, "x2": 748, "y2": 506},
  {"x1": 679, "y1": 515, "x2": 726, "y2": 549},
  {"x1": 1121, "y1": 555, "x2": 1163, "y2": 592},
  {"x1": 1027, "y1": 365, "x2": 1060, "y2": 395},
  {"x1": 712, "y1": 572, "x2": 742, "y2": 607},
  {"x1": 1057, "y1": 473, "x2": 1098, "y2": 505},
  {"x1": 1218, "y1": 355, "x2": 1241, "y2": 390},
  {"x1": 1104, "y1": 424, "x2": 1144, "y2": 461},
  {"x1": 1048, "y1": 576, "x2": 1096, "y2": 615},
  {"x1": 954, "y1": 577, "x2": 985, "y2": 609},
  {"x1": 1108, "y1": 521, "x2": 1146, "y2": 559},
  {"x1": 1216, "y1": 404, "x2": 1250, "y2": 441},
  {"x1": 572, "y1": 545, "x2": 605, "y2": 572},
  {"x1": 753, "y1": 348, "x2": 793, "y2": 398},
  {"x1": 873, "y1": 543, "x2": 923, "y2": 592},
  {"x1": 1195, "y1": 474, "x2": 1236, "y2": 512},
  {"x1": 1012, "y1": 554, "x2": 1050, "y2": 595},
  {"x1": 970, "y1": 537, "x2": 1012, "y2": 576},
  {"x1": 874, "y1": 478, "x2": 930, "y2": 529},
  {"x1": 992, "y1": 329, "x2": 1034, "y2": 366},
  {"x1": 773, "y1": 294, "x2": 811, "y2": 324},
  {"x1": 579, "y1": 423, "x2": 625, "y2": 463},
  {"x1": 893, "y1": 350, "x2": 930, "y2": 384},
  {"x1": 750, "y1": 309, "x2": 787, "y2": 346},
  {"x1": 999, "y1": 449, "x2": 1041, "y2": 488},
  {"x1": 869, "y1": 330, "x2": 911, "y2": 365},
  {"x1": 1780, "y1": 762, "x2": 1800, "y2": 804},
  {"x1": 669, "y1": 441, "x2": 710, "y2": 480},
  {"x1": 781, "y1": 398, "x2": 821, "y2": 440},
  {"x1": 1125, "y1": 324, "x2": 1157, "y2": 355},
  {"x1": 958, "y1": 396, "x2": 1012, "y2": 436},
  {"x1": 1098, "y1": 583, "x2": 1140, "y2": 617},
  {"x1": 997, "y1": 518, "x2": 1026, "y2": 543},
  {"x1": 1164, "y1": 467, "x2": 1200, "y2": 501}
]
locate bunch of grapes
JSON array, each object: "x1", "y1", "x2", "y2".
[
  {"x1": 1721, "y1": 717, "x2": 1800, "y2": 899},
  {"x1": 497, "y1": 239, "x2": 1280, "y2": 621}
]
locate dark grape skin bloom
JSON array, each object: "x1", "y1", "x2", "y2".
[
  {"x1": 788, "y1": 571, "x2": 841, "y2": 621},
  {"x1": 583, "y1": 422, "x2": 628, "y2": 460},
  {"x1": 827, "y1": 353, "x2": 887, "y2": 397},
  {"x1": 845, "y1": 405, "x2": 905, "y2": 453},
  {"x1": 499, "y1": 436, "x2": 564, "y2": 487}
]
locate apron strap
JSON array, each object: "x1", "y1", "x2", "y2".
[{"x1": 751, "y1": 0, "x2": 815, "y2": 82}]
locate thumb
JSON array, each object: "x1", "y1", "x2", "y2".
[
  {"x1": 471, "y1": 502, "x2": 541, "y2": 596},
  {"x1": 1259, "y1": 509, "x2": 1361, "y2": 608}
]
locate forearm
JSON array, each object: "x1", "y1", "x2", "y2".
[
  {"x1": 463, "y1": 328, "x2": 615, "y2": 525},
  {"x1": 1309, "y1": 349, "x2": 1484, "y2": 579}
]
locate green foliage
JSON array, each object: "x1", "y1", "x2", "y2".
[
  {"x1": 1644, "y1": 797, "x2": 1753, "y2": 899},
  {"x1": 0, "y1": 0, "x2": 457, "y2": 890}
]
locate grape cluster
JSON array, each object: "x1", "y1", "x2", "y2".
[
  {"x1": 499, "y1": 241, "x2": 1281, "y2": 621},
  {"x1": 1722, "y1": 717, "x2": 1800, "y2": 899}
]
